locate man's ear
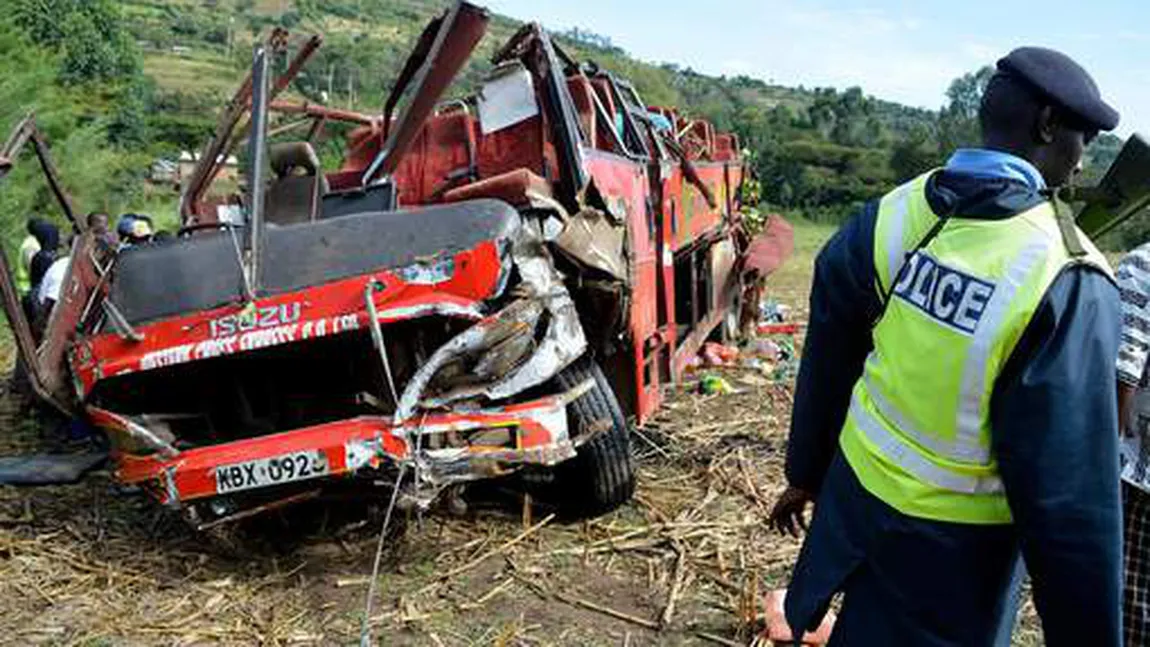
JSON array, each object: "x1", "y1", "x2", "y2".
[{"x1": 1035, "y1": 105, "x2": 1056, "y2": 144}]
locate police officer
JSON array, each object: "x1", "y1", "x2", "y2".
[{"x1": 769, "y1": 47, "x2": 1123, "y2": 645}]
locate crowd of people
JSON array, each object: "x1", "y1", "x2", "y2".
[{"x1": 17, "y1": 211, "x2": 158, "y2": 338}]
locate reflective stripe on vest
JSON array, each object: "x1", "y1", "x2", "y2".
[
  {"x1": 841, "y1": 170, "x2": 1113, "y2": 524},
  {"x1": 883, "y1": 184, "x2": 912, "y2": 290},
  {"x1": 847, "y1": 396, "x2": 1004, "y2": 494},
  {"x1": 954, "y1": 235, "x2": 1053, "y2": 456}
]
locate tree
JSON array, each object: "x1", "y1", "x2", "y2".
[
  {"x1": 890, "y1": 125, "x2": 944, "y2": 183},
  {"x1": 937, "y1": 66, "x2": 993, "y2": 152},
  {"x1": 0, "y1": 14, "x2": 152, "y2": 250},
  {"x1": 13, "y1": 0, "x2": 139, "y2": 85}
]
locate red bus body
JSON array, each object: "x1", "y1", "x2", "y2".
[{"x1": 1, "y1": 4, "x2": 791, "y2": 525}]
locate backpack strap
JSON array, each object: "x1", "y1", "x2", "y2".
[{"x1": 1046, "y1": 188, "x2": 1088, "y2": 258}]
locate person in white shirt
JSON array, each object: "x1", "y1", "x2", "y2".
[{"x1": 35, "y1": 255, "x2": 69, "y2": 322}]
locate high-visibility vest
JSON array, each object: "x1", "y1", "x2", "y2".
[
  {"x1": 17, "y1": 235, "x2": 38, "y2": 294},
  {"x1": 839, "y1": 171, "x2": 1113, "y2": 524}
]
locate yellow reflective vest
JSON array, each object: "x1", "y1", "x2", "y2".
[
  {"x1": 17, "y1": 234, "x2": 38, "y2": 295},
  {"x1": 839, "y1": 171, "x2": 1113, "y2": 524}
]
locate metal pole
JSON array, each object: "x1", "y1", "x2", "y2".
[{"x1": 245, "y1": 45, "x2": 270, "y2": 299}]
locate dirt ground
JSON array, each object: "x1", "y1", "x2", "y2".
[{"x1": 0, "y1": 221, "x2": 1042, "y2": 646}]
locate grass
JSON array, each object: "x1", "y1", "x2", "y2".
[
  {"x1": 143, "y1": 52, "x2": 242, "y2": 97},
  {"x1": 767, "y1": 215, "x2": 837, "y2": 319},
  {"x1": 132, "y1": 186, "x2": 183, "y2": 233}
]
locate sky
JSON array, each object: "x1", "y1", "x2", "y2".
[{"x1": 483, "y1": 0, "x2": 1149, "y2": 137}]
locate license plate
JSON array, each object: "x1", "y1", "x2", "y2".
[{"x1": 215, "y1": 450, "x2": 329, "y2": 494}]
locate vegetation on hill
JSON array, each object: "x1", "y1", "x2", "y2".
[
  {"x1": 0, "y1": 0, "x2": 1135, "y2": 255},
  {"x1": 0, "y1": 0, "x2": 167, "y2": 246}
]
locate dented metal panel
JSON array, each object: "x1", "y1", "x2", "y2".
[
  {"x1": 364, "y1": 1, "x2": 490, "y2": 183},
  {"x1": 553, "y1": 207, "x2": 627, "y2": 280},
  {"x1": 107, "y1": 381, "x2": 590, "y2": 505},
  {"x1": 0, "y1": 116, "x2": 83, "y2": 413},
  {"x1": 39, "y1": 233, "x2": 102, "y2": 404},
  {"x1": 477, "y1": 62, "x2": 540, "y2": 135},
  {"x1": 395, "y1": 224, "x2": 586, "y2": 421}
]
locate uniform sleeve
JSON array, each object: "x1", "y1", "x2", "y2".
[
  {"x1": 785, "y1": 203, "x2": 882, "y2": 493},
  {"x1": 990, "y1": 266, "x2": 1122, "y2": 646},
  {"x1": 1116, "y1": 250, "x2": 1150, "y2": 386}
]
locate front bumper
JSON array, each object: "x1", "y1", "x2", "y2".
[{"x1": 91, "y1": 382, "x2": 589, "y2": 507}]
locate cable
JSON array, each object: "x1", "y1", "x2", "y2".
[
  {"x1": 359, "y1": 461, "x2": 407, "y2": 647},
  {"x1": 364, "y1": 280, "x2": 400, "y2": 406}
]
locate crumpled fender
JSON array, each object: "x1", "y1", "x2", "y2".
[{"x1": 393, "y1": 224, "x2": 586, "y2": 423}]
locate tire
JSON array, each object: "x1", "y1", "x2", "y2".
[{"x1": 550, "y1": 355, "x2": 636, "y2": 517}]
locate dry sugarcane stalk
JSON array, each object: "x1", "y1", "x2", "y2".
[
  {"x1": 632, "y1": 426, "x2": 676, "y2": 460},
  {"x1": 422, "y1": 514, "x2": 556, "y2": 591},
  {"x1": 459, "y1": 577, "x2": 516, "y2": 610},
  {"x1": 474, "y1": 577, "x2": 515, "y2": 606},
  {"x1": 660, "y1": 544, "x2": 688, "y2": 628},
  {"x1": 694, "y1": 631, "x2": 744, "y2": 647},
  {"x1": 553, "y1": 591, "x2": 660, "y2": 630},
  {"x1": 694, "y1": 567, "x2": 742, "y2": 595},
  {"x1": 508, "y1": 570, "x2": 552, "y2": 600}
]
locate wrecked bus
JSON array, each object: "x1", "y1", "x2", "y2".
[{"x1": 0, "y1": 2, "x2": 791, "y2": 528}]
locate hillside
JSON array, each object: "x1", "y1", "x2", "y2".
[
  {"x1": 1, "y1": 0, "x2": 1126, "y2": 243},
  {"x1": 116, "y1": 0, "x2": 954, "y2": 221},
  {"x1": 122, "y1": 0, "x2": 859, "y2": 118}
]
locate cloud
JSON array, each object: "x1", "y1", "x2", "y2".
[{"x1": 751, "y1": 4, "x2": 968, "y2": 108}]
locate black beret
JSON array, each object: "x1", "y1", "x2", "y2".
[{"x1": 996, "y1": 46, "x2": 1119, "y2": 132}]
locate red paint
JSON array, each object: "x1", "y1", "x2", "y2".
[
  {"x1": 61, "y1": 25, "x2": 797, "y2": 514},
  {"x1": 72, "y1": 240, "x2": 505, "y2": 396},
  {"x1": 745, "y1": 216, "x2": 796, "y2": 277},
  {"x1": 100, "y1": 391, "x2": 573, "y2": 505}
]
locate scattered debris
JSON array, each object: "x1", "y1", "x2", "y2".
[
  {"x1": 0, "y1": 343, "x2": 810, "y2": 644},
  {"x1": 699, "y1": 374, "x2": 737, "y2": 395},
  {"x1": 745, "y1": 338, "x2": 782, "y2": 362},
  {"x1": 759, "y1": 299, "x2": 791, "y2": 324},
  {"x1": 702, "y1": 342, "x2": 740, "y2": 367}
]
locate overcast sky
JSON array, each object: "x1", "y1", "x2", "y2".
[{"x1": 483, "y1": 0, "x2": 1148, "y2": 137}]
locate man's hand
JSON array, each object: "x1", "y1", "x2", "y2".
[
  {"x1": 1119, "y1": 382, "x2": 1137, "y2": 438},
  {"x1": 769, "y1": 486, "x2": 814, "y2": 537}
]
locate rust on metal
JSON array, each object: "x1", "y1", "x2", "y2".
[
  {"x1": 181, "y1": 29, "x2": 299, "y2": 221},
  {"x1": 3, "y1": 115, "x2": 81, "y2": 230},
  {"x1": 37, "y1": 232, "x2": 101, "y2": 406},
  {"x1": 363, "y1": 1, "x2": 490, "y2": 183},
  {"x1": 269, "y1": 101, "x2": 377, "y2": 126}
]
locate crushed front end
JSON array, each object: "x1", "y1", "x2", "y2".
[{"x1": 72, "y1": 200, "x2": 599, "y2": 525}]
